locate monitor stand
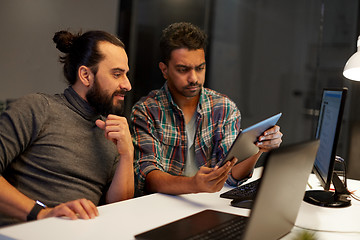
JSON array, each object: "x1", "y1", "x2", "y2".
[{"x1": 303, "y1": 172, "x2": 351, "y2": 208}]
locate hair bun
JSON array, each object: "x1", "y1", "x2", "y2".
[{"x1": 53, "y1": 30, "x2": 76, "y2": 53}]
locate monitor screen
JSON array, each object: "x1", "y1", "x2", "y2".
[{"x1": 313, "y1": 88, "x2": 347, "y2": 190}]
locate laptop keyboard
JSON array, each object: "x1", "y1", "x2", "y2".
[
  {"x1": 220, "y1": 179, "x2": 260, "y2": 200},
  {"x1": 186, "y1": 217, "x2": 248, "y2": 240}
]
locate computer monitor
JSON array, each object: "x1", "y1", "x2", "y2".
[{"x1": 303, "y1": 87, "x2": 350, "y2": 207}]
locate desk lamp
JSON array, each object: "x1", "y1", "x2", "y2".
[{"x1": 343, "y1": 36, "x2": 360, "y2": 81}]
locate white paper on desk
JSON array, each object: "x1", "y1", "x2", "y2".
[{"x1": 295, "y1": 201, "x2": 360, "y2": 232}]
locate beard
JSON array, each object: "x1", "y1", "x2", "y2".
[{"x1": 86, "y1": 78, "x2": 126, "y2": 116}]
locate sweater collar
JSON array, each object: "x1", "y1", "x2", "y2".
[{"x1": 63, "y1": 86, "x2": 100, "y2": 121}]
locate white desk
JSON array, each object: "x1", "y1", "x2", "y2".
[
  {"x1": 0, "y1": 168, "x2": 359, "y2": 240},
  {"x1": 285, "y1": 175, "x2": 360, "y2": 240}
]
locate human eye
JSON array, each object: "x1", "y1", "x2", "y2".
[
  {"x1": 113, "y1": 69, "x2": 125, "y2": 78},
  {"x1": 176, "y1": 66, "x2": 190, "y2": 73},
  {"x1": 114, "y1": 73, "x2": 121, "y2": 78},
  {"x1": 195, "y1": 64, "x2": 206, "y2": 72}
]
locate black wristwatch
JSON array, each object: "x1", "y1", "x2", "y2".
[{"x1": 27, "y1": 200, "x2": 47, "y2": 221}]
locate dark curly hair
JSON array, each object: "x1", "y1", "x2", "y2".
[
  {"x1": 159, "y1": 22, "x2": 207, "y2": 65},
  {"x1": 53, "y1": 30, "x2": 125, "y2": 85}
]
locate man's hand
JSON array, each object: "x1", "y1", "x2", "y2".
[
  {"x1": 95, "y1": 114, "x2": 134, "y2": 156},
  {"x1": 37, "y1": 199, "x2": 98, "y2": 220},
  {"x1": 256, "y1": 125, "x2": 283, "y2": 152},
  {"x1": 96, "y1": 114, "x2": 135, "y2": 202},
  {"x1": 192, "y1": 158, "x2": 237, "y2": 193}
]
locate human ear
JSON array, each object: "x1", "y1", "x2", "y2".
[
  {"x1": 78, "y1": 66, "x2": 94, "y2": 87},
  {"x1": 159, "y1": 62, "x2": 168, "y2": 80}
]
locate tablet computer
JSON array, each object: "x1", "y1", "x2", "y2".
[{"x1": 217, "y1": 113, "x2": 282, "y2": 167}]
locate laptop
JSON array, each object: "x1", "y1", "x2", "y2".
[{"x1": 135, "y1": 140, "x2": 320, "y2": 240}]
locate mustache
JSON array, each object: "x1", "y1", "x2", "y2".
[
  {"x1": 186, "y1": 82, "x2": 201, "y2": 88},
  {"x1": 112, "y1": 89, "x2": 128, "y2": 97}
]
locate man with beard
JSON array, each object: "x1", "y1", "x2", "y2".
[
  {"x1": 0, "y1": 30, "x2": 134, "y2": 226},
  {"x1": 131, "y1": 22, "x2": 283, "y2": 196}
]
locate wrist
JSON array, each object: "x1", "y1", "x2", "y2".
[
  {"x1": 36, "y1": 207, "x2": 50, "y2": 220},
  {"x1": 188, "y1": 176, "x2": 200, "y2": 194},
  {"x1": 119, "y1": 150, "x2": 134, "y2": 162},
  {"x1": 27, "y1": 200, "x2": 47, "y2": 221}
]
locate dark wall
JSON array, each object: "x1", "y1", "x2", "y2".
[{"x1": 119, "y1": 0, "x2": 211, "y2": 117}]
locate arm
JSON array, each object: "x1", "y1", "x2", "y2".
[
  {"x1": 95, "y1": 114, "x2": 134, "y2": 202},
  {"x1": 0, "y1": 177, "x2": 98, "y2": 221},
  {"x1": 231, "y1": 125, "x2": 283, "y2": 180},
  {"x1": 0, "y1": 177, "x2": 37, "y2": 221},
  {"x1": 145, "y1": 159, "x2": 237, "y2": 194}
]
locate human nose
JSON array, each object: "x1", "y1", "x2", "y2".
[
  {"x1": 120, "y1": 75, "x2": 132, "y2": 91},
  {"x1": 188, "y1": 69, "x2": 198, "y2": 84}
]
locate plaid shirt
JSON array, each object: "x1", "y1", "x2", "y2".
[{"x1": 131, "y1": 83, "x2": 246, "y2": 194}]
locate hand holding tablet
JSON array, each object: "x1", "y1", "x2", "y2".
[{"x1": 217, "y1": 113, "x2": 282, "y2": 167}]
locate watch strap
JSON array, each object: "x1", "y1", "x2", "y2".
[{"x1": 27, "y1": 200, "x2": 46, "y2": 221}]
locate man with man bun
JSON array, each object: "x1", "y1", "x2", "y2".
[{"x1": 0, "y1": 30, "x2": 134, "y2": 226}]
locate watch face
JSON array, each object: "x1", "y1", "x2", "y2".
[{"x1": 36, "y1": 200, "x2": 46, "y2": 208}]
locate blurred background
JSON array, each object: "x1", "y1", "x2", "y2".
[{"x1": 1, "y1": 0, "x2": 359, "y2": 179}]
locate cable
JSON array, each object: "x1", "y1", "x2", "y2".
[{"x1": 351, "y1": 192, "x2": 360, "y2": 201}]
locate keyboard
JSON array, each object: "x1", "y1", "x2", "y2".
[
  {"x1": 220, "y1": 179, "x2": 260, "y2": 200},
  {"x1": 186, "y1": 216, "x2": 248, "y2": 240}
]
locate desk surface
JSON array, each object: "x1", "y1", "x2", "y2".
[{"x1": 0, "y1": 168, "x2": 359, "y2": 240}]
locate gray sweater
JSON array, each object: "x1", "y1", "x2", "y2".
[{"x1": 0, "y1": 87, "x2": 118, "y2": 226}]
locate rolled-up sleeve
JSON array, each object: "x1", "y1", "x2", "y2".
[
  {"x1": 226, "y1": 170, "x2": 253, "y2": 187},
  {"x1": 131, "y1": 104, "x2": 164, "y2": 195}
]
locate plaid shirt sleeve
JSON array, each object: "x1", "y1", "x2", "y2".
[
  {"x1": 131, "y1": 102, "x2": 164, "y2": 195},
  {"x1": 213, "y1": 99, "x2": 253, "y2": 187}
]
